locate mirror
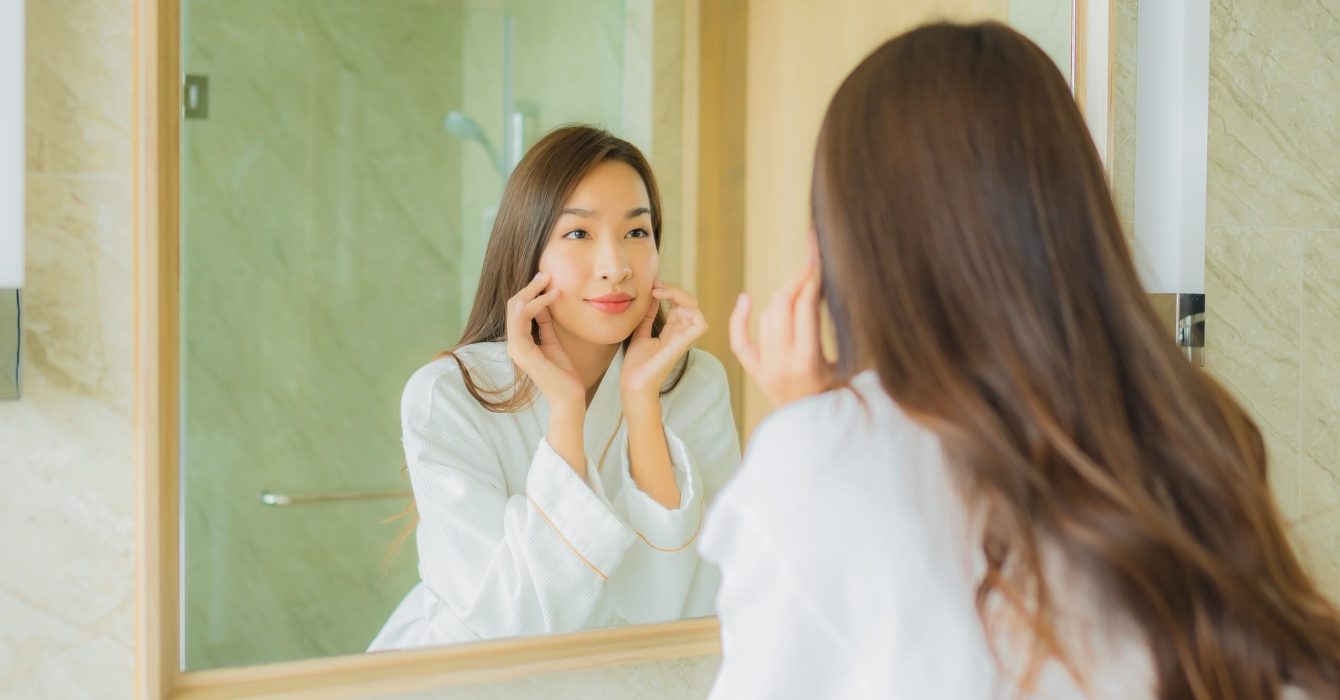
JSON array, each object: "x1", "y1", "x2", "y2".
[
  {"x1": 157, "y1": 0, "x2": 1094, "y2": 683},
  {"x1": 178, "y1": 0, "x2": 705, "y2": 671}
]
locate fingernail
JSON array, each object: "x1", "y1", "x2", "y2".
[{"x1": 535, "y1": 271, "x2": 549, "y2": 280}]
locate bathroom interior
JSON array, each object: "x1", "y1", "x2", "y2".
[{"x1": 2, "y1": 0, "x2": 1337, "y2": 697}]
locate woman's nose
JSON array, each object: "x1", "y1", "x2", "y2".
[
  {"x1": 596, "y1": 242, "x2": 631, "y2": 281},
  {"x1": 598, "y1": 264, "x2": 632, "y2": 281}
]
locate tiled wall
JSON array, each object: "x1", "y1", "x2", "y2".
[
  {"x1": 1112, "y1": 0, "x2": 1340, "y2": 601},
  {"x1": 1202, "y1": 0, "x2": 1340, "y2": 599},
  {"x1": 0, "y1": 0, "x2": 136, "y2": 696}
]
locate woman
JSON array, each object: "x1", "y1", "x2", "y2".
[
  {"x1": 371, "y1": 126, "x2": 739, "y2": 649},
  {"x1": 704, "y1": 22, "x2": 1340, "y2": 699}
]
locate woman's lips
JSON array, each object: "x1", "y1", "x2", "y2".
[{"x1": 586, "y1": 294, "x2": 635, "y2": 315}]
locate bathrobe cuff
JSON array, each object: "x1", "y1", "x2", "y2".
[
  {"x1": 618, "y1": 425, "x2": 704, "y2": 551},
  {"x1": 527, "y1": 438, "x2": 635, "y2": 580}
]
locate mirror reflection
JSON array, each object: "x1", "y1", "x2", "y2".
[
  {"x1": 179, "y1": 0, "x2": 1079, "y2": 672},
  {"x1": 368, "y1": 126, "x2": 740, "y2": 651}
]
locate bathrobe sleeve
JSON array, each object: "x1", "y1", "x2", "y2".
[
  {"x1": 698, "y1": 402, "x2": 875, "y2": 700},
  {"x1": 609, "y1": 350, "x2": 742, "y2": 623},
  {"x1": 402, "y1": 365, "x2": 637, "y2": 641}
]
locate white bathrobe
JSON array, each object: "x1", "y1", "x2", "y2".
[
  {"x1": 370, "y1": 342, "x2": 740, "y2": 649},
  {"x1": 699, "y1": 370, "x2": 1163, "y2": 699}
]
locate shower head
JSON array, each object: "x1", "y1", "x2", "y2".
[
  {"x1": 444, "y1": 111, "x2": 487, "y2": 142},
  {"x1": 444, "y1": 111, "x2": 504, "y2": 176}
]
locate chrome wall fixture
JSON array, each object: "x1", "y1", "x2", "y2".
[
  {"x1": 1150, "y1": 292, "x2": 1206, "y2": 366},
  {"x1": 258, "y1": 488, "x2": 412, "y2": 507},
  {"x1": 1, "y1": 289, "x2": 17, "y2": 399}
]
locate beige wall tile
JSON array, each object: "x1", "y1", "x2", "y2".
[
  {"x1": 25, "y1": 0, "x2": 133, "y2": 175},
  {"x1": 1205, "y1": 0, "x2": 1340, "y2": 230},
  {"x1": 1110, "y1": 0, "x2": 1137, "y2": 228},
  {"x1": 0, "y1": 360, "x2": 135, "y2": 698},
  {"x1": 1204, "y1": 226, "x2": 1302, "y2": 519},
  {"x1": 1298, "y1": 231, "x2": 1340, "y2": 600},
  {"x1": 22, "y1": 175, "x2": 134, "y2": 415}
]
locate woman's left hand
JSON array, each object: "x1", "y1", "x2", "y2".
[{"x1": 621, "y1": 281, "x2": 708, "y2": 401}]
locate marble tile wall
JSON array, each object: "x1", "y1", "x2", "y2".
[
  {"x1": 1111, "y1": 0, "x2": 1339, "y2": 599},
  {"x1": 1110, "y1": 0, "x2": 1136, "y2": 228},
  {"x1": 0, "y1": 0, "x2": 137, "y2": 697},
  {"x1": 1200, "y1": 0, "x2": 1340, "y2": 599},
  {"x1": 2, "y1": 0, "x2": 716, "y2": 696}
]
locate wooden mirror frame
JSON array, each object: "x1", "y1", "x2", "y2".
[
  {"x1": 132, "y1": 0, "x2": 1109, "y2": 696},
  {"x1": 131, "y1": 0, "x2": 746, "y2": 696}
]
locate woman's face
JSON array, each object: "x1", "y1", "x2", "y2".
[{"x1": 538, "y1": 160, "x2": 659, "y2": 347}]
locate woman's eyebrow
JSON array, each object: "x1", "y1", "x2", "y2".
[{"x1": 559, "y1": 206, "x2": 651, "y2": 219}]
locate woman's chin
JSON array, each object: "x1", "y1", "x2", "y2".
[{"x1": 566, "y1": 319, "x2": 641, "y2": 347}]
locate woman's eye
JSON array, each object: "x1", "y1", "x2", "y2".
[
  {"x1": 562, "y1": 230, "x2": 589, "y2": 240},
  {"x1": 626, "y1": 228, "x2": 650, "y2": 239}
]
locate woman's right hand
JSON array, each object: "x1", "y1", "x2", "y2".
[
  {"x1": 729, "y1": 259, "x2": 836, "y2": 408},
  {"x1": 507, "y1": 272, "x2": 585, "y2": 410}
]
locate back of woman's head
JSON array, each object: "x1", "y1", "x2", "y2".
[{"x1": 812, "y1": 21, "x2": 1340, "y2": 699}]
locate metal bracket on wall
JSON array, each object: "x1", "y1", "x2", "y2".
[
  {"x1": 1, "y1": 289, "x2": 20, "y2": 399},
  {"x1": 1150, "y1": 292, "x2": 1206, "y2": 367},
  {"x1": 183, "y1": 74, "x2": 209, "y2": 120}
]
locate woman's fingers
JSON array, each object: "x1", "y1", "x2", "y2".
[
  {"x1": 779, "y1": 259, "x2": 815, "y2": 310},
  {"x1": 793, "y1": 270, "x2": 822, "y2": 357},
  {"x1": 729, "y1": 293, "x2": 761, "y2": 376},
  {"x1": 730, "y1": 258, "x2": 832, "y2": 408},
  {"x1": 762, "y1": 283, "x2": 793, "y2": 355},
  {"x1": 518, "y1": 271, "x2": 550, "y2": 300},
  {"x1": 665, "y1": 306, "x2": 708, "y2": 345},
  {"x1": 532, "y1": 293, "x2": 562, "y2": 346},
  {"x1": 650, "y1": 283, "x2": 700, "y2": 309},
  {"x1": 523, "y1": 287, "x2": 560, "y2": 319},
  {"x1": 507, "y1": 273, "x2": 549, "y2": 321},
  {"x1": 633, "y1": 293, "x2": 660, "y2": 339},
  {"x1": 507, "y1": 273, "x2": 553, "y2": 360}
]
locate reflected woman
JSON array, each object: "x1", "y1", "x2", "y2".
[{"x1": 371, "y1": 126, "x2": 739, "y2": 649}]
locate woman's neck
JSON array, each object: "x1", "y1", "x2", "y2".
[{"x1": 553, "y1": 325, "x2": 620, "y2": 406}]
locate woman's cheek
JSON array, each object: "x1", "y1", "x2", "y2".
[
  {"x1": 635, "y1": 247, "x2": 660, "y2": 291},
  {"x1": 537, "y1": 252, "x2": 579, "y2": 294}
]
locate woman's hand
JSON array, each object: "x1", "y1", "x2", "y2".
[
  {"x1": 621, "y1": 281, "x2": 709, "y2": 403},
  {"x1": 729, "y1": 259, "x2": 836, "y2": 408},
  {"x1": 506, "y1": 272, "x2": 585, "y2": 411}
]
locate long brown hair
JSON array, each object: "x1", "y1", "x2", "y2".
[
  {"x1": 449, "y1": 124, "x2": 687, "y2": 410},
  {"x1": 385, "y1": 125, "x2": 687, "y2": 559},
  {"x1": 811, "y1": 22, "x2": 1340, "y2": 699}
]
